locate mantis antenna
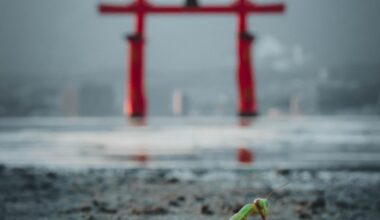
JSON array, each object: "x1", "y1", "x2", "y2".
[{"x1": 265, "y1": 182, "x2": 289, "y2": 200}]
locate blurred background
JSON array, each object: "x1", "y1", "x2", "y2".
[
  {"x1": 2, "y1": 2, "x2": 380, "y2": 219},
  {"x1": 0, "y1": 0, "x2": 380, "y2": 169}
]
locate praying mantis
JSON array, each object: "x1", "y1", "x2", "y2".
[{"x1": 228, "y1": 183, "x2": 288, "y2": 220}]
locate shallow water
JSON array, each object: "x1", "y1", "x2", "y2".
[{"x1": 0, "y1": 115, "x2": 380, "y2": 170}]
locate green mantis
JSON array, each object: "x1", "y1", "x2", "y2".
[
  {"x1": 229, "y1": 198, "x2": 269, "y2": 220},
  {"x1": 228, "y1": 183, "x2": 288, "y2": 220}
]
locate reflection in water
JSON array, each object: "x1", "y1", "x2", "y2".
[
  {"x1": 236, "y1": 147, "x2": 255, "y2": 165},
  {"x1": 131, "y1": 146, "x2": 149, "y2": 166},
  {"x1": 131, "y1": 154, "x2": 149, "y2": 165},
  {"x1": 129, "y1": 117, "x2": 147, "y2": 126},
  {"x1": 238, "y1": 116, "x2": 254, "y2": 127}
]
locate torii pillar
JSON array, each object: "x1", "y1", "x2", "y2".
[
  {"x1": 98, "y1": 0, "x2": 285, "y2": 118},
  {"x1": 126, "y1": 14, "x2": 146, "y2": 117},
  {"x1": 237, "y1": 14, "x2": 256, "y2": 116}
]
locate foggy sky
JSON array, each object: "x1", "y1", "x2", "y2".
[{"x1": 1, "y1": 0, "x2": 380, "y2": 78}]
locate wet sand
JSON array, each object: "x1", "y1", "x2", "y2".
[{"x1": 1, "y1": 165, "x2": 380, "y2": 220}]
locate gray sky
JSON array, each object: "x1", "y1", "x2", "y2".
[{"x1": 1, "y1": 0, "x2": 380, "y2": 77}]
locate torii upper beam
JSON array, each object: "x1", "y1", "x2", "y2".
[{"x1": 99, "y1": 0, "x2": 284, "y2": 14}]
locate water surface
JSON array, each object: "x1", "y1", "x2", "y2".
[{"x1": 0, "y1": 116, "x2": 379, "y2": 170}]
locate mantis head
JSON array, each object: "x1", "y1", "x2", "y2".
[
  {"x1": 254, "y1": 198, "x2": 269, "y2": 220},
  {"x1": 253, "y1": 182, "x2": 289, "y2": 220}
]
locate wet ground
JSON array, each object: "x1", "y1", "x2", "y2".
[
  {"x1": 1, "y1": 116, "x2": 380, "y2": 219},
  {"x1": 1, "y1": 166, "x2": 380, "y2": 220}
]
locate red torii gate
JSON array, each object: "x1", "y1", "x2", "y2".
[{"x1": 98, "y1": 0, "x2": 285, "y2": 117}]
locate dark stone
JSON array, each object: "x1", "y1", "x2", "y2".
[
  {"x1": 41, "y1": 181, "x2": 53, "y2": 190},
  {"x1": 169, "y1": 200, "x2": 180, "y2": 207},
  {"x1": 62, "y1": 205, "x2": 92, "y2": 214},
  {"x1": 232, "y1": 204, "x2": 244, "y2": 213},
  {"x1": 23, "y1": 182, "x2": 37, "y2": 191},
  {"x1": 193, "y1": 195, "x2": 204, "y2": 202},
  {"x1": 93, "y1": 199, "x2": 117, "y2": 213},
  {"x1": 336, "y1": 201, "x2": 354, "y2": 209},
  {"x1": 98, "y1": 206, "x2": 117, "y2": 214},
  {"x1": 201, "y1": 205, "x2": 213, "y2": 215},
  {"x1": 46, "y1": 172, "x2": 57, "y2": 180},
  {"x1": 177, "y1": 196, "x2": 186, "y2": 202},
  {"x1": 311, "y1": 197, "x2": 326, "y2": 210},
  {"x1": 130, "y1": 206, "x2": 168, "y2": 215},
  {"x1": 166, "y1": 178, "x2": 179, "y2": 184},
  {"x1": 277, "y1": 169, "x2": 290, "y2": 176},
  {"x1": 299, "y1": 212, "x2": 311, "y2": 219},
  {"x1": 85, "y1": 215, "x2": 95, "y2": 220}
]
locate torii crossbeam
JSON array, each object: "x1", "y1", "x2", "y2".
[{"x1": 98, "y1": 0, "x2": 285, "y2": 117}]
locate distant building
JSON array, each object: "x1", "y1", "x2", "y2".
[
  {"x1": 289, "y1": 95, "x2": 301, "y2": 115},
  {"x1": 172, "y1": 89, "x2": 189, "y2": 116},
  {"x1": 61, "y1": 86, "x2": 79, "y2": 116}
]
